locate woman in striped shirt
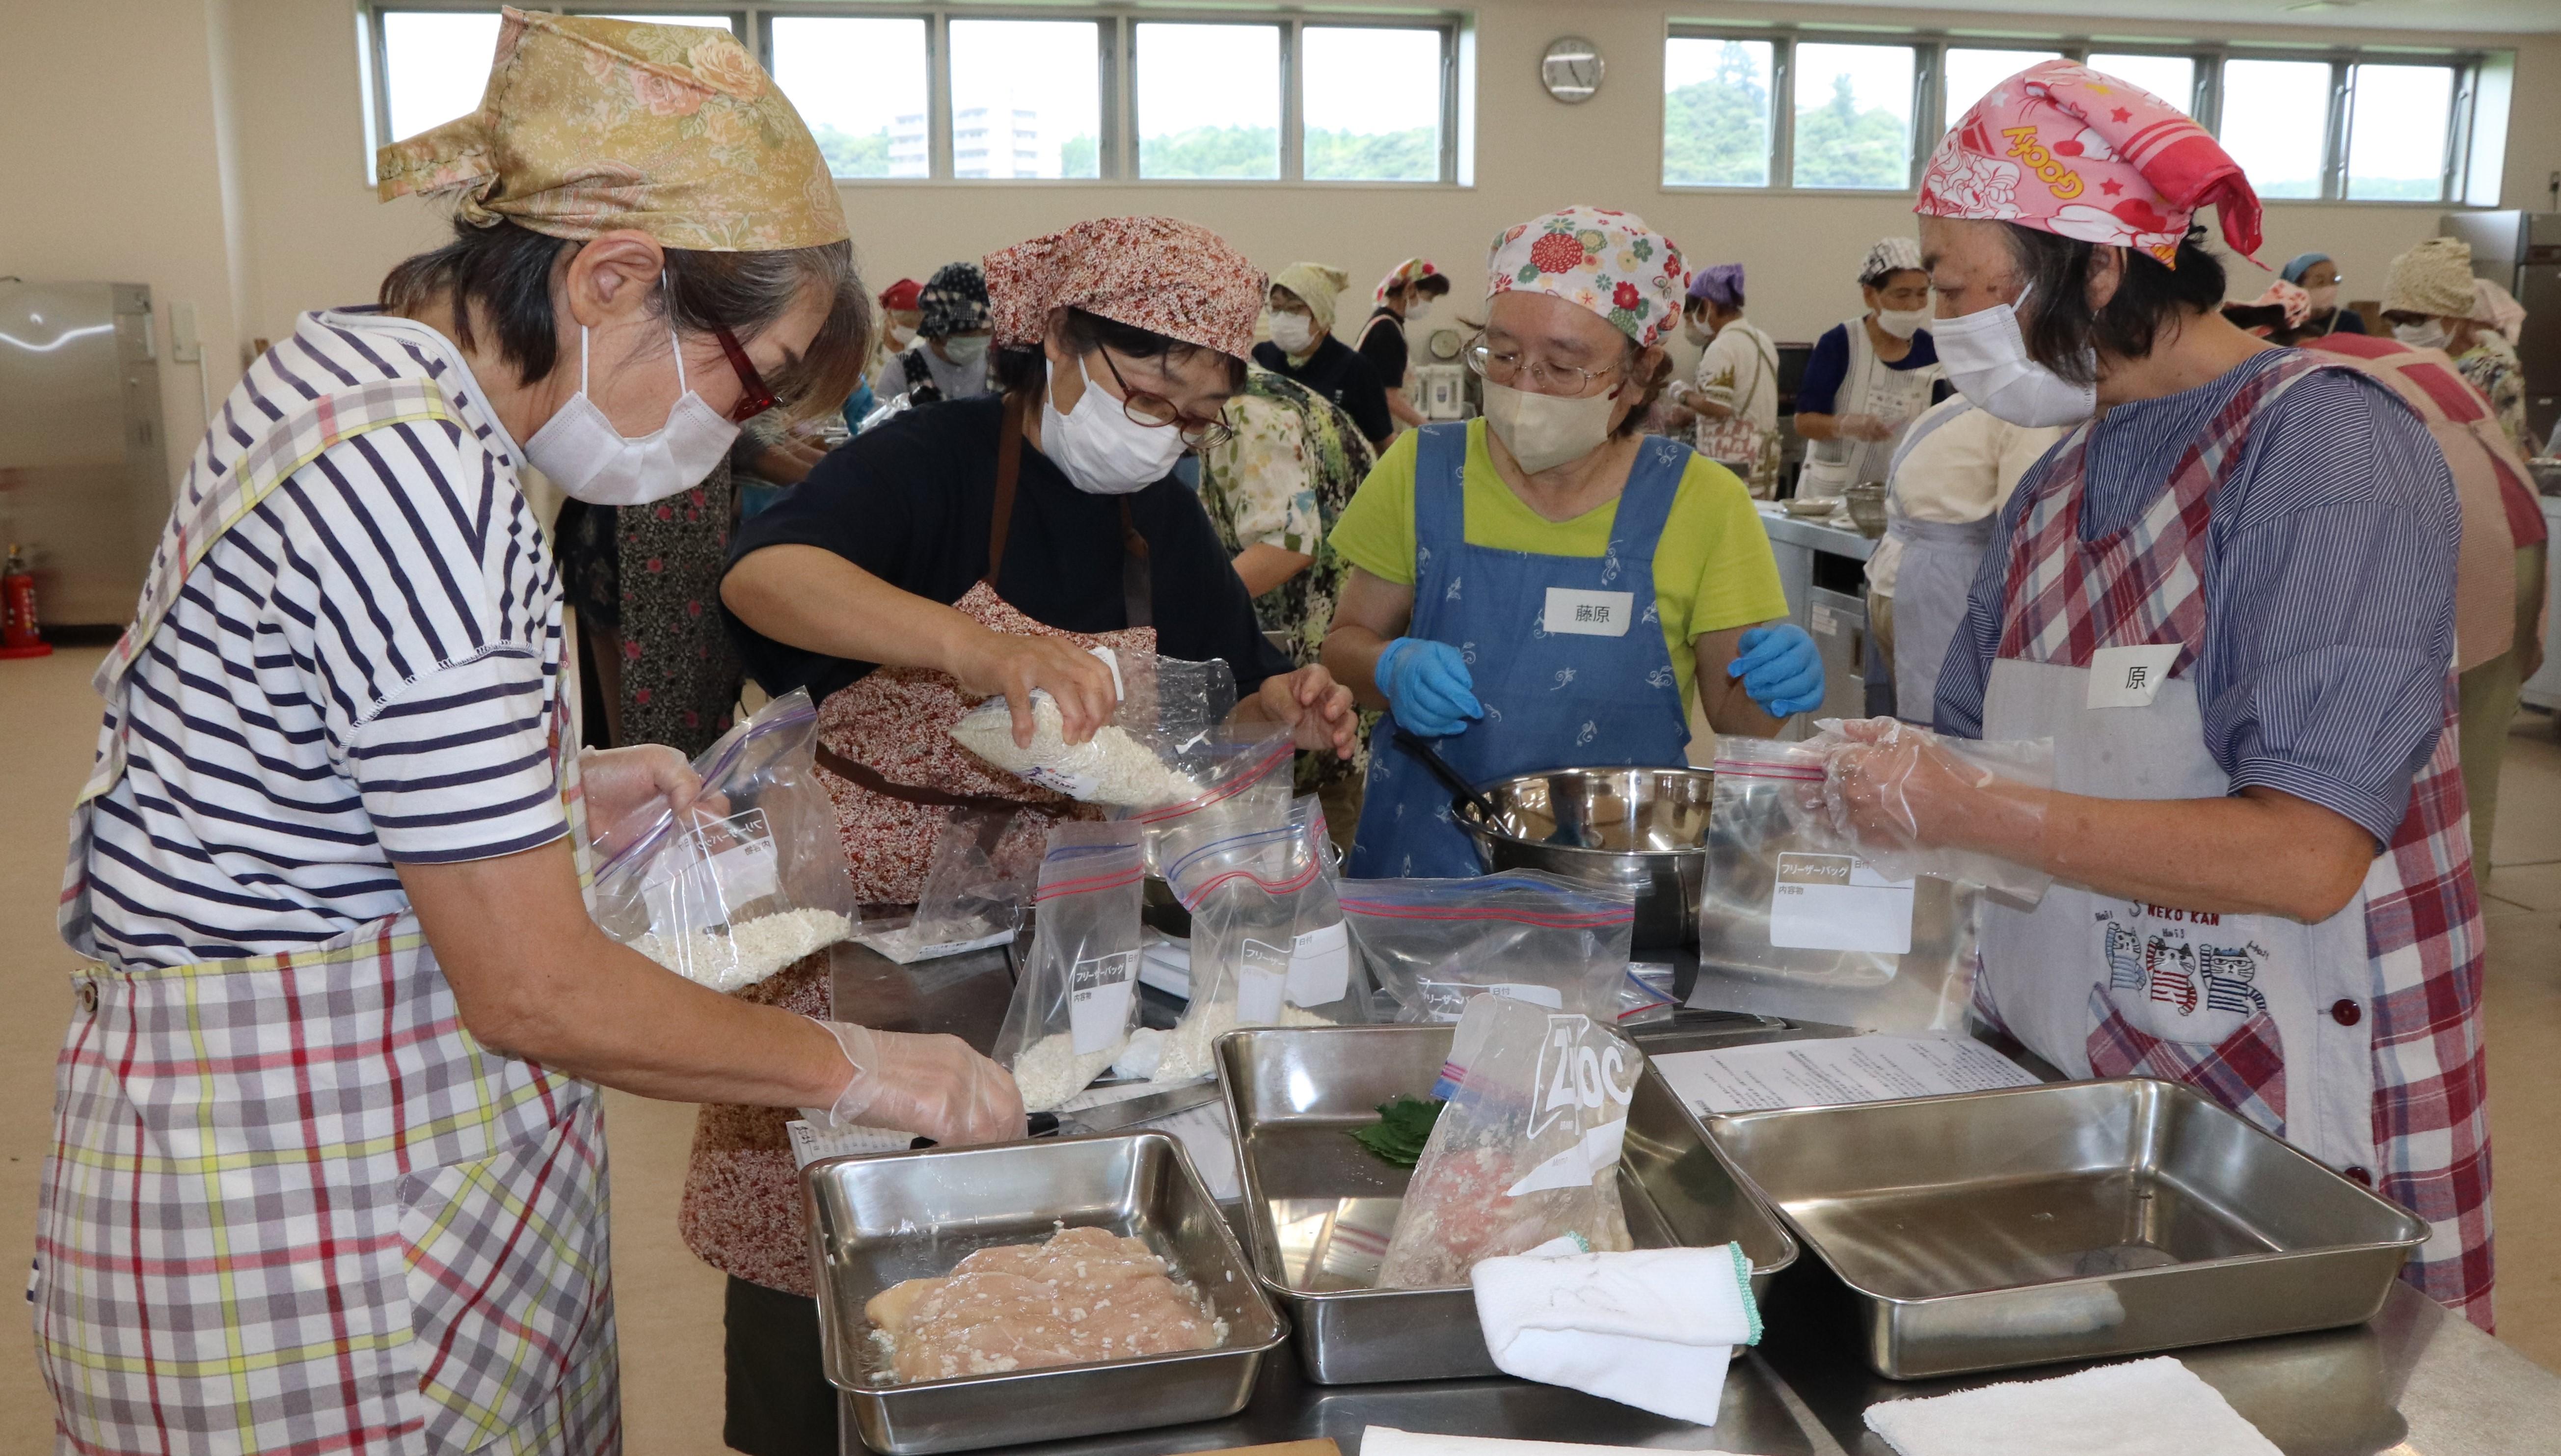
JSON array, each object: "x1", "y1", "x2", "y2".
[{"x1": 38, "y1": 16, "x2": 1020, "y2": 1454}]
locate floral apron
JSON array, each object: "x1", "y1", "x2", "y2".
[
  {"x1": 40, "y1": 378, "x2": 619, "y2": 1453},
  {"x1": 1973, "y1": 353, "x2": 2493, "y2": 1328}
]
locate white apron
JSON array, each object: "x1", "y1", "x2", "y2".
[
  {"x1": 1800, "y1": 316, "x2": 1938, "y2": 499},
  {"x1": 1878, "y1": 401, "x2": 1996, "y2": 721}
]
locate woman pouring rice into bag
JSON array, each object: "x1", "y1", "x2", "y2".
[
  {"x1": 36, "y1": 13, "x2": 1021, "y2": 1451},
  {"x1": 1825, "y1": 60, "x2": 2492, "y2": 1326}
]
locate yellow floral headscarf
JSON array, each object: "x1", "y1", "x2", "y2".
[{"x1": 376, "y1": 8, "x2": 846, "y2": 252}]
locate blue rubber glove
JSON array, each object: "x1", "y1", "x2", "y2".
[
  {"x1": 1375, "y1": 638, "x2": 1483, "y2": 738},
  {"x1": 1728, "y1": 624, "x2": 1826, "y2": 719}
]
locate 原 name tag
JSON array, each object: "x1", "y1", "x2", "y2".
[
  {"x1": 2087, "y1": 644, "x2": 2181, "y2": 709},
  {"x1": 1543, "y1": 588, "x2": 1635, "y2": 637}
]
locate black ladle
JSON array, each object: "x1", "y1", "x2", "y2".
[{"x1": 1394, "y1": 728, "x2": 1504, "y2": 829}]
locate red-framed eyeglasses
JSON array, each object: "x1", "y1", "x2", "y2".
[{"x1": 711, "y1": 326, "x2": 777, "y2": 424}]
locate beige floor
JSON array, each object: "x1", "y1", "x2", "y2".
[{"x1": 3, "y1": 647, "x2": 2561, "y2": 1453}]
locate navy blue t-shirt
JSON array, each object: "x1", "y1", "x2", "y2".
[{"x1": 1795, "y1": 321, "x2": 1941, "y2": 415}]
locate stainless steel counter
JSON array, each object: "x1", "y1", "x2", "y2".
[
  {"x1": 1757, "y1": 507, "x2": 1879, "y2": 563},
  {"x1": 830, "y1": 942, "x2": 2561, "y2": 1455}
]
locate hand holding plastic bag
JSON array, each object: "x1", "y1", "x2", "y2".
[
  {"x1": 813, "y1": 1019, "x2": 1024, "y2": 1146},
  {"x1": 1806, "y1": 717, "x2": 2054, "y2": 903}
]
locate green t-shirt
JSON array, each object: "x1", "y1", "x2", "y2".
[{"x1": 1328, "y1": 420, "x2": 1790, "y2": 710}]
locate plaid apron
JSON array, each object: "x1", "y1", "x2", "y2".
[
  {"x1": 1973, "y1": 352, "x2": 2492, "y2": 1329},
  {"x1": 40, "y1": 379, "x2": 620, "y2": 1452}
]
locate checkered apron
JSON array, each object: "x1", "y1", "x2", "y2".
[
  {"x1": 1973, "y1": 352, "x2": 2492, "y2": 1329},
  {"x1": 40, "y1": 380, "x2": 620, "y2": 1452}
]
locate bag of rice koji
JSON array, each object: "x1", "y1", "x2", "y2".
[
  {"x1": 949, "y1": 649, "x2": 1237, "y2": 809},
  {"x1": 1375, "y1": 994, "x2": 1637, "y2": 1289},
  {"x1": 992, "y1": 819, "x2": 1147, "y2": 1112}
]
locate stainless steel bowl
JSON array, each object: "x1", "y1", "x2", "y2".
[
  {"x1": 1843, "y1": 480, "x2": 1888, "y2": 538},
  {"x1": 1454, "y1": 766, "x2": 1714, "y2": 948}
]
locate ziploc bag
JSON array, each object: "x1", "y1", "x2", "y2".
[
  {"x1": 1375, "y1": 994, "x2": 1637, "y2": 1289},
  {"x1": 950, "y1": 649, "x2": 1238, "y2": 809},
  {"x1": 1692, "y1": 737, "x2": 1975, "y2": 1033},
  {"x1": 1126, "y1": 723, "x2": 1297, "y2": 875},
  {"x1": 1340, "y1": 871, "x2": 1635, "y2": 1024},
  {"x1": 851, "y1": 804, "x2": 1046, "y2": 964},
  {"x1": 1802, "y1": 716, "x2": 2055, "y2": 903},
  {"x1": 1152, "y1": 796, "x2": 1367, "y2": 1082},
  {"x1": 589, "y1": 690, "x2": 855, "y2": 993},
  {"x1": 993, "y1": 819, "x2": 1146, "y2": 1112}
]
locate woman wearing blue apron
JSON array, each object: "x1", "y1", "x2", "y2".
[{"x1": 1324, "y1": 207, "x2": 1824, "y2": 876}]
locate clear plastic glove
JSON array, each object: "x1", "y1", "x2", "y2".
[
  {"x1": 1836, "y1": 412, "x2": 1897, "y2": 442},
  {"x1": 1728, "y1": 624, "x2": 1826, "y2": 718},
  {"x1": 579, "y1": 745, "x2": 723, "y2": 857},
  {"x1": 1809, "y1": 717, "x2": 2054, "y2": 902},
  {"x1": 812, "y1": 1019, "x2": 1024, "y2": 1146},
  {"x1": 1376, "y1": 637, "x2": 1483, "y2": 738}
]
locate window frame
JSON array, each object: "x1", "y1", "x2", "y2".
[
  {"x1": 360, "y1": 1, "x2": 1461, "y2": 188},
  {"x1": 1659, "y1": 23, "x2": 2495, "y2": 208}
]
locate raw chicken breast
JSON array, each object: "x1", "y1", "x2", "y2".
[{"x1": 868, "y1": 1224, "x2": 1223, "y2": 1383}]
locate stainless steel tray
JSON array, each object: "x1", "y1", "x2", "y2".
[
  {"x1": 805, "y1": 1132, "x2": 1289, "y2": 1455},
  {"x1": 1705, "y1": 1078, "x2": 2431, "y2": 1380},
  {"x1": 1215, "y1": 1023, "x2": 1797, "y2": 1385}
]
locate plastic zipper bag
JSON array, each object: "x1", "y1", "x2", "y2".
[
  {"x1": 1691, "y1": 737, "x2": 1975, "y2": 1033},
  {"x1": 950, "y1": 649, "x2": 1238, "y2": 809},
  {"x1": 1375, "y1": 994, "x2": 1637, "y2": 1289},
  {"x1": 589, "y1": 691, "x2": 856, "y2": 992},
  {"x1": 1802, "y1": 716, "x2": 2055, "y2": 903},
  {"x1": 1153, "y1": 796, "x2": 1367, "y2": 1082},
  {"x1": 1341, "y1": 871, "x2": 1636, "y2": 1024},
  {"x1": 851, "y1": 804, "x2": 1046, "y2": 964},
  {"x1": 993, "y1": 819, "x2": 1147, "y2": 1112},
  {"x1": 1126, "y1": 723, "x2": 1298, "y2": 875}
]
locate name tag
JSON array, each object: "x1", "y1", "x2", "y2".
[
  {"x1": 2086, "y1": 645, "x2": 2182, "y2": 709},
  {"x1": 1543, "y1": 588, "x2": 1635, "y2": 637}
]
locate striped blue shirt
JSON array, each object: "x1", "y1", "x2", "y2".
[
  {"x1": 82, "y1": 309, "x2": 567, "y2": 968},
  {"x1": 1934, "y1": 349, "x2": 2459, "y2": 844}
]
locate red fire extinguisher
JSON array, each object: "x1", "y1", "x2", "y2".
[{"x1": 1, "y1": 543, "x2": 54, "y2": 659}]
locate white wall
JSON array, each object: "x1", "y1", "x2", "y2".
[{"x1": 9, "y1": 0, "x2": 2561, "y2": 487}]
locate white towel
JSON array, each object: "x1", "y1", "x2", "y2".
[
  {"x1": 1362, "y1": 1429, "x2": 1743, "y2": 1456},
  {"x1": 1863, "y1": 1356, "x2": 2282, "y2": 1456},
  {"x1": 1467, "y1": 1240, "x2": 1759, "y2": 1426}
]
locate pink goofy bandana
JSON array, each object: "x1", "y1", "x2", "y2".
[{"x1": 1916, "y1": 59, "x2": 2261, "y2": 268}]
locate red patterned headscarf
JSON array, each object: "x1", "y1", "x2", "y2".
[
  {"x1": 984, "y1": 216, "x2": 1267, "y2": 362},
  {"x1": 1916, "y1": 59, "x2": 2261, "y2": 268}
]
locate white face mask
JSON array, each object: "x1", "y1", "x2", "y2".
[
  {"x1": 1268, "y1": 312, "x2": 1321, "y2": 356},
  {"x1": 1041, "y1": 355, "x2": 1189, "y2": 495},
  {"x1": 1483, "y1": 379, "x2": 1618, "y2": 475},
  {"x1": 1875, "y1": 307, "x2": 1930, "y2": 340},
  {"x1": 938, "y1": 333, "x2": 990, "y2": 366},
  {"x1": 2393, "y1": 319, "x2": 2450, "y2": 351},
  {"x1": 525, "y1": 319, "x2": 742, "y2": 506},
  {"x1": 2306, "y1": 283, "x2": 2342, "y2": 314},
  {"x1": 1405, "y1": 299, "x2": 1433, "y2": 324},
  {"x1": 889, "y1": 324, "x2": 917, "y2": 349},
  {"x1": 1682, "y1": 318, "x2": 1713, "y2": 349},
  {"x1": 1929, "y1": 284, "x2": 2098, "y2": 429}
]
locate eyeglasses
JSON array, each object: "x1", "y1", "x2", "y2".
[
  {"x1": 711, "y1": 326, "x2": 777, "y2": 424},
  {"x1": 1463, "y1": 340, "x2": 1623, "y2": 399},
  {"x1": 1094, "y1": 348, "x2": 1236, "y2": 449}
]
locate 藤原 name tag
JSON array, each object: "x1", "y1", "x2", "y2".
[
  {"x1": 1543, "y1": 588, "x2": 1635, "y2": 638},
  {"x1": 2087, "y1": 644, "x2": 2181, "y2": 709},
  {"x1": 1769, "y1": 852, "x2": 1914, "y2": 954}
]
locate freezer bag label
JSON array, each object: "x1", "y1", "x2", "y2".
[
  {"x1": 1068, "y1": 950, "x2": 1139, "y2": 1054},
  {"x1": 2086, "y1": 644, "x2": 2181, "y2": 709},
  {"x1": 1237, "y1": 938, "x2": 1291, "y2": 1024},
  {"x1": 1770, "y1": 852, "x2": 1914, "y2": 953},
  {"x1": 1542, "y1": 588, "x2": 1636, "y2": 638},
  {"x1": 1415, "y1": 979, "x2": 1565, "y2": 1022},
  {"x1": 1286, "y1": 921, "x2": 1352, "y2": 1007},
  {"x1": 642, "y1": 808, "x2": 779, "y2": 935}
]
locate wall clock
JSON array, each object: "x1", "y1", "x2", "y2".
[{"x1": 1541, "y1": 36, "x2": 1603, "y2": 105}]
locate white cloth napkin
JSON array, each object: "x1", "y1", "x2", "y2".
[
  {"x1": 1362, "y1": 1429, "x2": 1743, "y2": 1456},
  {"x1": 1864, "y1": 1356, "x2": 2282, "y2": 1456},
  {"x1": 1467, "y1": 1240, "x2": 1760, "y2": 1426}
]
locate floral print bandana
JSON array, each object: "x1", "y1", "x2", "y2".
[
  {"x1": 985, "y1": 216, "x2": 1267, "y2": 361},
  {"x1": 377, "y1": 8, "x2": 846, "y2": 252},
  {"x1": 917, "y1": 261, "x2": 990, "y2": 338},
  {"x1": 1487, "y1": 206, "x2": 1688, "y2": 349},
  {"x1": 1374, "y1": 257, "x2": 1442, "y2": 304},
  {"x1": 1917, "y1": 58, "x2": 2260, "y2": 268}
]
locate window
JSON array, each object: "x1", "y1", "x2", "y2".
[
  {"x1": 1793, "y1": 43, "x2": 1916, "y2": 190},
  {"x1": 2084, "y1": 54, "x2": 2197, "y2": 116},
  {"x1": 2219, "y1": 59, "x2": 2333, "y2": 200},
  {"x1": 2346, "y1": 64, "x2": 2455, "y2": 200},
  {"x1": 1135, "y1": 24, "x2": 1280, "y2": 180},
  {"x1": 769, "y1": 18, "x2": 927, "y2": 180},
  {"x1": 378, "y1": 11, "x2": 505, "y2": 143},
  {"x1": 949, "y1": 19, "x2": 1102, "y2": 179},
  {"x1": 1663, "y1": 37, "x2": 1773, "y2": 187},
  {"x1": 1941, "y1": 48, "x2": 2062, "y2": 132},
  {"x1": 1303, "y1": 27, "x2": 1444, "y2": 183}
]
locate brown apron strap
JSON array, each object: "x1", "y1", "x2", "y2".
[
  {"x1": 1119, "y1": 497, "x2": 1153, "y2": 630},
  {"x1": 813, "y1": 740, "x2": 1069, "y2": 818},
  {"x1": 985, "y1": 390, "x2": 1027, "y2": 588}
]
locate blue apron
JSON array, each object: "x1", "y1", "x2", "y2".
[{"x1": 1348, "y1": 423, "x2": 1692, "y2": 877}]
